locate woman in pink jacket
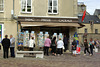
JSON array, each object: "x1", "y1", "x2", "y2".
[{"x1": 44, "y1": 36, "x2": 51, "y2": 56}]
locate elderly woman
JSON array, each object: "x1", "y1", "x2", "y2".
[
  {"x1": 44, "y1": 36, "x2": 51, "y2": 56},
  {"x1": 57, "y1": 38, "x2": 64, "y2": 56}
]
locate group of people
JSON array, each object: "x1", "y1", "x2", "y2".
[
  {"x1": 44, "y1": 36, "x2": 63, "y2": 56},
  {"x1": 83, "y1": 38, "x2": 100, "y2": 56},
  {"x1": 44, "y1": 35, "x2": 69, "y2": 56},
  {"x1": 1, "y1": 34, "x2": 99, "y2": 58},
  {"x1": 1, "y1": 35, "x2": 15, "y2": 59}
]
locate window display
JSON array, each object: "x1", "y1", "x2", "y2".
[
  {"x1": 59, "y1": 33, "x2": 63, "y2": 40},
  {"x1": 37, "y1": 32, "x2": 44, "y2": 47},
  {"x1": 23, "y1": 31, "x2": 29, "y2": 46}
]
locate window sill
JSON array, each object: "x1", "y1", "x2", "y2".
[
  {"x1": 48, "y1": 13, "x2": 59, "y2": 15},
  {"x1": 0, "y1": 11, "x2": 4, "y2": 13},
  {"x1": 21, "y1": 12, "x2": 32, "y2": 14}
]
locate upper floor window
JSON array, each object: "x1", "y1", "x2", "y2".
[
  {"x1": 95, "y1": 29, "x2": 98, "y2": 34},
  {"x1": 84, "y1": 28, "x2": 87, "y2": 33},
  {"x1": 21, "y1": 0, "x2": 32, "y2": 13},
  {"x1": 0, "y1": 0, "x2": 4, "y2": 12},
  {"x1": 48, "y1": 0, "x2": 58, "y2": 14}
]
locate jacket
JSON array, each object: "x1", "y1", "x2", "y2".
[
  {"x1": 44, "y1": 38, "x2": 51, "y2": 47},
  {"x1": 2, "y1": 38, "x2": 10, "y2": 48},
  {"x1": 10, "y1": 37, "x2": 15, "y2": 47},
  {"x1": 29, "y1": 39, "x2": 35, "y2": 48},
  {"x1": 57, "y1": 40, "x2": 64, "y2": 48}
]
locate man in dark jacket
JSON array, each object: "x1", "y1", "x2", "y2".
[
  {"x1": 1, "y1": 35, "x2": 10, "y2": 59},
  {"x1": 63, "y1": 35, "x2": 68, "y2": 52}
]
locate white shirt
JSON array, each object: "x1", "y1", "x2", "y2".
[
  {"x1": 57, "y1": 40, "x2": 64, "y2": 48},
  {"x1": 29, "y1": 39, "x2": 35, "y2": 48}
]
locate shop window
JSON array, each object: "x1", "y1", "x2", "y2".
[
  {"x1": 48, "y1": 0, "x2": 58, "y2": 14},
  {"x1": 21, "y1": 0, "x2": 32, "y2": 13},
  {"x1": 84, "y1": 28, "x2": 87, "y2": 33},
  {"x1": 0, "y1": 0, "x2": 4, "y2": 12},
  {"x1": 95, "y1": 29, "x2": 98, "y2": 34}
]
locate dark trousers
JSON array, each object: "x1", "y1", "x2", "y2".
[
  {"x1": 30, "y1": 48, "x2": 33, "y2": 51},
  {"x1": 44, "y1": 46, "x2": 49, "y2": 55},
  {"x1": 29, "y1": 48, "x2": 33, "y2": 54},
  {"x1": 3, "y1": 47, "x2": 9, "y2": 58},
  {"x1": 64, "y1": 44, "x2": 67, "y2": 52},
  {"x1": 10, "y1": 47, "x2": 15, "y2": 57},
  {"x1": 84, "y1": 48, "x2": 90, "y2": 54},
  {"x1": 57, "y1": 48, "x2": 63, "y2": 55},
  {"x1": 90, "y1": 45, "x2": 93, "y2": 55},
  {"x1": 52, "y1": 46, "x2": 56, "y2": 53}
]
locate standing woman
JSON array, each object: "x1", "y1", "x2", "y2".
[
  {"x1": 44, "y1": 36, "x2": 51, "y2": 56},
  {"x1": 84, "y1": 39, "x2": 90, "y2": 56},
  {"x1": 57, "y1": 38, "x2": 64, "y2": 56},
  {"x1": 51, "y1": 37, "x2": 57, "y2": 56},
  {"x1": 72, "y1": 39, "x2": 77, "y2": 56}
]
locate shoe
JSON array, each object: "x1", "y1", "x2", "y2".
[
  {"x1": 58, "y1": 54, "x2": 60, "y2": 56},
  {"x1": 61, "y1": 54, "x2": 63, "y2": 56},
  {"x1": 84, "y1": 54, "x2": 86, "y2": 56},
  {"x1": 90, "y1": 54, "x2": 92, "y2": 56}
]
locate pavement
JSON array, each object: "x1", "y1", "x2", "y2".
[{"x1": 0, "y1": 47, "x2": 100, "y2": 67}]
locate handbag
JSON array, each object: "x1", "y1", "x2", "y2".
[{"x1": 63, "y1": 46, "x2": 65, "y2": 49}]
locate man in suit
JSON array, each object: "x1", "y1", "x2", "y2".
[
  {"x1": 2, "y1": 35, "x2": 10, "y2": 59},
  {"x1": 10, "y1": 35, "x2": 15, "y2": 58}
]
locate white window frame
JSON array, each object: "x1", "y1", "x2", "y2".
[
  {"x1": 48, "y1": 0, "x2": 58, "y2": 14},
  {"x1": 21, "y1": 0, "x2": 32, "y2": 13},
  {"x1": 0, "y1": 0, "x2": 4, "y2": 12}
]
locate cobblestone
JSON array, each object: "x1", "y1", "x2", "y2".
[{"x1": 0, "y1": 48, "x2": 100, "y2": 67}]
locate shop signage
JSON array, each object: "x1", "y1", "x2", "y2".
[{"x1": 18, "y1": 16, "x2": 78, "y2": 23}]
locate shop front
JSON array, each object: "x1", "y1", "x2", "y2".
[{"x1": 17, "y1": 16, "x2": 84, "y2": 51}]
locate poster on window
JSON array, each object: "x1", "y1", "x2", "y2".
[
  {"x1": 53, "y1": 33, "x2": 57, "y2": 41},
  {"x1": 23, "y1": 31, "x2": 29, "y2": 46},
  {"x1": 59, "y1": 33, "x2": 63, "y2": 40},
  {"x1": 37, "y1": 32, "x2": 44, "y2": 47},
  {"x1": 44, "y1": 32, "x2": 49, "y2": 40},
  {"x1": 30, "y1": 31, "x2": 35, "y2": 40},
  {"x1": 18, "y1": 32, "x2": 24, "y2": 46}
]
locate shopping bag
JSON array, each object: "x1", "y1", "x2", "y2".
[
  {"x1": 76, "y1": 47, "x2": 81, "y2": 54},
  {"x1": 95, "y1": 48, "x2": 98, "y2": 52},
  {"x1": 63, "y1": 46, "x2": 65, "y2": 49}
]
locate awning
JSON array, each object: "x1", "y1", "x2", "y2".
[
  {"x1": 20, "y1": 22, "x2": 84, "y2": 28},
  {"x1": 18, "y1": 16, "x2": 85, "y2": 28}
]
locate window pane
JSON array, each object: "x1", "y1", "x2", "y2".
[
  {"x1": 53, "y1": 7, "x2": 57, "y2": 13},
  {"x1": 22, "y1": 0, "x2": 26, "y2": 12},
  {"x1": 95, "y1": 29, "x2": 98, "y2": 34},
  {"x1": 48, "y1": 0, "x2": 52, "y2": 6},
  {"x1": 0, "y1": 5, "x2": 3, "y2": 11},
  {"x1": 48, "y1": 7, "x2": 52, "y2": 13},
  {"x1": 0, "y1": 0, "x2": 3, "y2": 11},
  {"x1": 0, "y1": 0, "x2": 3, "y2": 4},
  {"x1": 27, "y1": 0, "x2": 31, "y2": 12},
  {"x1": 85, "y1": 28, "x2": 87, "y2": 33},
  {"x1": 53, "y1": 0, "x2": 57, "y2": 6}
]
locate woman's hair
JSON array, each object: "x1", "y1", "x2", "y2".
[
  {"x1": 32, "y1": 37, "x2": 34, "y2": 39},
  {"x1": 52, "y1": 37, "x2": 56, "y2": 42},
  {"x1": 59, "y1": 38, "x2": 61, "y2": 40}
]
